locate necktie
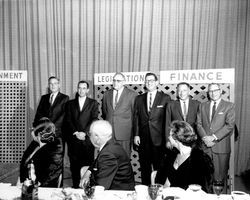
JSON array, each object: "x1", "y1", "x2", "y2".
[
  {"x1": 211, "y1": 101, "x2": 216, "y2": 121},
  {"x1": 114, "y1": 90, "x2": 119, "y2": 109},
  {"x1": 49, "y1": 94, "x2": 54, "y2": 105},
  {"x1": 149, "y1": 93, "x2": 152, "y2": 112},
  {"x1": 183, "y1": 101, "x2": 187, "y2": 121}
]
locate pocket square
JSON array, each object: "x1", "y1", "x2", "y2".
[
  {"x1": 218, "y1": 112, "x2": 224, "y2": 114},
  {"x1": 157, "y1": 105, "x2": 164, "y2": 108}
]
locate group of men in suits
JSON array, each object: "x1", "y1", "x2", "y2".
[{"x1": 28, "y1": 73, "x2": 235, "y2": 191}]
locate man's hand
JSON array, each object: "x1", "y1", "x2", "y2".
[
  {"x1": 74, "y1": 131, "x2": 86, "y2": 140},
  {"x1": 79, "y1": 170, "x2": 91, "y2": 188},
  {"x1": 202, "y1": 136, "x2": 216, "y2": 147},
  {"x1": 134, "y1": 136, "x2": 140, "y2": 146}
]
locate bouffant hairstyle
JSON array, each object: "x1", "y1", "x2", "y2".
[
  {"x1": 34, "y1": 117, "x2": 56, "y2": 143},
  {"x1": 170, "y1": 120, "x2": 197, "y2": 147}
]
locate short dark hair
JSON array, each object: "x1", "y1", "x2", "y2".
[
  {"x1": 145, "y1": 72, "x2": 158, "y2": 81},
  {"x1": 177, "y1": 82, "x2": 190, "y2": 89},
  {"x1": 78, "y1": 80, "x2": 89, "y2": 89},
  {"x1": 48, "y1": 76, "x2": 60, "y2": 82},
  {"x1": 170, "y1": 120, "x2": 197, "y2": 147}
]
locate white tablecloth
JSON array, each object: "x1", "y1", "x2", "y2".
[{"x1": 0, "y1": 184, "x2": 249, "y2": 200}]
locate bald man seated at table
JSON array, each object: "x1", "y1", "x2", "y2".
[{"x1": 79, "y1": 120, "x2": 135, "y2": 190}]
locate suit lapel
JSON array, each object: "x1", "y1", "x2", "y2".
[
  {"x1": 81, "y1": 97, "x2": 89, "y2": 113},
  {"x1": 205, "y1": 101, "x2": 211, "y2": 123},
  {"x1": 151, "y1": 92, "x2": 160, "y2": 110},
  {"x1": 50, "y1": 92, "x2": 61, "y2": 109},
  {"x1": 115, "y1": 88, "x2": 127, "y2": 109}
]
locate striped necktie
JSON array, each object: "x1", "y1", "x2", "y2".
[
  {"x1": 49, "y1": 94, "x2": 54, "y2": 105},
  {"x1": 211, "y1": 101, "x2": 216, "y2": 121}
]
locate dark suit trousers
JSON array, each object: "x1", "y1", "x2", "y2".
[
  {"x1": 68, "y1": 139, "x2": 94, "y2": 188},
  {"x1": 138, "y1": 133, "x2": 164, "y2": 185}
]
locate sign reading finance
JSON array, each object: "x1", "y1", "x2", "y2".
[
  {"x1": 0, "y1": 70, "x2": 27, "y2": 81},
  {"x1": 160, "y1": 68, "x2": 234, "y2": 84},
  {"x1": 94, "y1": 72, "x2": 149, "y2": 85}
]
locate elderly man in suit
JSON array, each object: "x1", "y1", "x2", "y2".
[
  {"x1": 64, "y1": 80, "x2": 99, "y2": 188},
  {"x1": 33, "y1": 76, "x2": 69, "y2": 187},
  {"x1": 79, "y1": 120, "x2": 135, "y2": 190},
  {"x1": 102, "y1": 72, "x2": 137, "y2": 156},
  {"x1": 197, "y1": 83, "x2": 235, "y2": 190},
  {"x1": 134, "y1": 72, "x2": 171, "y2": 185},
  {"x1": 165, "y1": 82, "x2": 200, "y2": 143}
]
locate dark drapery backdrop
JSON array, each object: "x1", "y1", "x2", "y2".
[{"x1": 0, "y1": 0, "x2": 249, "y2": 175}]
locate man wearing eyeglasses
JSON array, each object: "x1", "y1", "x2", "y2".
[
  {"x1": 102, "y1": 72, "x2": 137, "y2": 157},
  {"x1": 134, "y1": 72, "x2": 171, "y2": 185},
  {"x1": 197, "y1": 83, "x2": 235, "y2": 191}
]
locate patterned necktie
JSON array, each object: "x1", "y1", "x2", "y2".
[
  {"x1": 183, "y1": 101, "x2": 187, "y2": 121},
  {"x1": 149, "y1": 93, "x2": 152, "y2": 112},
  {"x1": 211, "y1": 101, "x2": 216, "y2": 121},
  {"x1": 49, "y1": 94, "x2": 54, "y2": 105},
  {"x1": 114, "y1": 90, "x2": 119, "y2": 109}
]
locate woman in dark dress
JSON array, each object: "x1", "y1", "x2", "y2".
[
  {"x1": 20, "y1": 117, "x2": 63, "y2": 187},
  {"x1": 155, "y1": 120, "x2": 214, "y2": 193}
]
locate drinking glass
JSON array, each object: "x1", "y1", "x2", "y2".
[
  {"x1": 148, "y1": 184, "x2": 163, "y2": 200},
  {"x1": 83, "y1": 182, "x2": 95, "y2": 199},
  {"x1": 213, "y1": 180, "x2": 224, "y2": 199}
]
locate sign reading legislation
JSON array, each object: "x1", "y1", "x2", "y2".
[
  {"x1": 94, "y1": 71, "x2": 149, "y2": 85},
  {"x1": 0, "y1": 70, "x2": 27, "y2": 81},
  {"x1": 160, "y1": 68, "x2": 235, "y2": 84}
]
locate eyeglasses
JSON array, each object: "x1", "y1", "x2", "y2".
[
  {"x1": 145, "y1": 80, "x2": 156, "y2": 83},
  {"x1": 208, "y1": 89, "x2": 220, "y2": 93},
  {"x1": 113, "y1": 79, "x2": 124, "y2": 83}
]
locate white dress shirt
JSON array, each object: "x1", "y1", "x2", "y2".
[{"x1": 147, "y1": 90, "x2": 157, "y2": 111}]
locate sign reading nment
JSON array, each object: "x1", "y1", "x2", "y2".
[
  {"x1": 0, "y1": 70, "x2": 27, "y2": 81},
  {"x1": 160, "y1": 68, "x2": 234, "y2": 84}
]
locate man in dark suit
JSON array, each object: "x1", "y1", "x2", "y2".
[
  {"x1": 79, "y1": 120, "x2": 135, "y2": 190},
  {"x1": 33, "y1": 76, "x2": 69, "y2": 187},
  {"x1": 134, "y1": 72, "x2": 171, "y2": 185},
  {"x1": 165, "y1": 82, "x2": 200, "y2": 142},
  {"x1": 197, "y1": 83, "x2": 235, "y2": 190},
  {"x1": 64, "y1": 80, "x2": 99, "y2": 188},
  {"x1": 102, "y1": 72, "x2": 137, "y2": 156}
]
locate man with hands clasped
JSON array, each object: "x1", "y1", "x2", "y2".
[
  {"x1": 64, "y1": 80, "x2": 99, "y2": 188},
  {"x1": 197, "y1": 83, "x2": 235, "y2": 190}
]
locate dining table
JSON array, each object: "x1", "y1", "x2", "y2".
[{"x1": 0, "y1": 183, "x2": 249, "y2": 200}]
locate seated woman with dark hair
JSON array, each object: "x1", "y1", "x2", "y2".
[
  {"x1": 20, "y1": 117, "x2": 63, "y2": 187},
  {"x1": 155, "y1": 120, "x2": 214, "y2": 193}
]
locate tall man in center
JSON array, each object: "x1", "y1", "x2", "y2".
[
  {"x1": 134, "y1": 72, "x2": 171, "y2": 185},
  {"x1": 102, "y1": 72, "x2": 137, "y2": 157}
]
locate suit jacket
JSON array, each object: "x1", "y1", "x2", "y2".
[
  {"x1": 64, "y1": 97, "x2": 99, "y2": 162},
  {"x1": 33, "y1": 92, "x2": 69, "y2": 137},
  {"x1": 197, "y1": 99, "x2": 235, "y2": 153},
  {"x1": 89, "y1": 139, "x2": 135, "y2": 190},
  {"x1": 165, "y1": 98, "x2": 200, "y2": 139},
  {"x1": 102, "y1": 87, "x2": 137, "y2": 141},
  {"x1": 135, "y1": 91, "x2": 171, "y2": 146}
]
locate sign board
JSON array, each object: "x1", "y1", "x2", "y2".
[
  {"x1": 160, "y1": 68, "x2": 235, "y2": 84},
  {"x1": 94, "y1": 72, "x2": 149, "y2": 85},
  {"x1": 0, "y1": 70, "x2": 27, "y2": 81}
]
